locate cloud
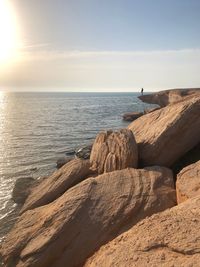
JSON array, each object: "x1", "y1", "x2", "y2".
[{"x1": 0, "y1": 48, "x2": 200, "y2": 91}]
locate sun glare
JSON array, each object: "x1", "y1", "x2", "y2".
[{"x1": 0, "y1": 0, "x2": 20, "y2": 63}]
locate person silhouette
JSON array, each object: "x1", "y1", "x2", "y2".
[{"x1": 141, "y1": 88, "x2": 144, "y2": 95}]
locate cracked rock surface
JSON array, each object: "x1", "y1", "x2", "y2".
[
  {"x1": 90, "y1": 129, "x2": 138, "y2": 174},
  {"x1": 85, "y1": 195, "x2": 200, "y2": 267},
  {"x1": 0, "y1": 167, "x2": 175, "y2": 267}
]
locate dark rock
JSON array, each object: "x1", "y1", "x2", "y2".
[
  {"x1": 172, "y1": 142, "x2": 200, "y2": 176},
  {"x1": 56, "y1": 156, "x2": 73, "y2": 169},
  {"x1": 12, "y1": 177, "x2": 35, "y2": 204},
  {"x1": 122, "y1": 112, "x2": 143, "y2": 121},
  {"x1": 75, "y1": 144, "x2": 93, "y2": 159}
]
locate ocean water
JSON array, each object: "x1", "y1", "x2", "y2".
[{"x1": 0, "y1": 91, "x2": 154, "y2": 242}]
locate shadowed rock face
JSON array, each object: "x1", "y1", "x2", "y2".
[
  {"x1": 0, "y1": 167, "x2": 176, "y2": 267},
  {"x1": 128, "y1": 96, "x2": 200, "y2": 167},
  {"x1": 20, "y1": 159, "x2": 92, "y2": 214},
  {"x1": 85, "y1": 195, "x2": 200, "y2": 267},
  {"x1": 12, "y1": 177, "x2": 35, "y2": 204},
  {"x1": 90, "y1": 129, "x2": 138, "y2": 174},
  {"x1": 176, "y1": 160, "x2": 200, "y2": 204},
  {"x1": 139, "y1": 88, "x2": 200, "y2": 107}
]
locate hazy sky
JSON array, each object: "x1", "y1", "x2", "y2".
[{"x1": 0, "y1": 0, "x2": 200, "y2": 92}]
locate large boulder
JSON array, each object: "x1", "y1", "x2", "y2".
[
  {"x1": 90, "y1": 129, "x2": 138, "y2": 174},
  {"x1": 139, "y1": 88, "x2": 200, "y2": 107},
  {"x1": 20, "y1": 158, "x2": 91, "y2": 214},
  {"x1": 176, "y1": 160, "x2": 200, "y2": 204},
  {"x1": 0, "y1": 167, "x2": 176, "y2": 267},
  {"x1": 85, "y1": 195, "x2": 200, "y2": 267},
  {"x1": 128, "y1": 96, "x2": 200, "y2": 167}
]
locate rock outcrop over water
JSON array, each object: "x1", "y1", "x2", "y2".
[
  {"x1": 90, "y1": 129, "x2": 138, "y2": 174},
  {"x1": 85, "y1": 195, "x2": 200, "y2": 267},
  {"x1": 128, "y1": 95, "x2": 200, "y2": 167},
  {"x1": 176, "y1": 160, "x2": 200, "y2": 204},
  {"x1": 139, "y1": 88, "x2": 200, "y2": 107},
  {"x1": 0, "y1": 167, "x2": 175, "y2": 267},
  {"x1": 1, "y1": 88, "x2": 200, "y2": 267}
]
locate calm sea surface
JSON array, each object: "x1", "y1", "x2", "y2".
[{"x1": 0, "y1": 92, "x2": 154, "y2": 242}]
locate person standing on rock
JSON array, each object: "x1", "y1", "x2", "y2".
[{"x1": 141, "y1": 88, "x2": 144, "y2": 95}]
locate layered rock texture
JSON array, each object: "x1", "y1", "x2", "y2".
[
  {"x1": 1, "y1": 88, "x2": 200, "y2": 267},
  {"x1": 0, "y1": 167, "x2": 176, "y2": 267},
  {"x1": 176, "y1": 160, "x2": 200, "y2": 204},
  {"x1": 128, "y1": 95, "x2": 200, "y2": 167},
  {"x1": 90, "y1": 129, "x2": 138, "y2": 174},
  {"x1": 20, "y1": 159, "x2": 91, "y2": 214},
  {"x1": 139, "y1": 88, "x2": 200, "y2": 107},
  {"x1": 85, "y1": 195, "x2": 200, "y2": 267}
]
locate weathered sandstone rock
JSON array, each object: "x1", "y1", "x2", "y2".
[
  {"x1": 85, "y1": 195, "x2": 200, "y2": 267},
  {"x1": 139, "y1": 88, "x2": 200, "y2": 107},
  {"x1": 20, "y1": 158, "x2": 91, "y2": 214},
  {"x1": 90, "y1": 129, "x2": 138, "y2": 174},
  {"x1": 128, "y1": 96, "x2": 200, "y2": 167},
  {"x1": 12, "y1": 177, "x2": 35, "y2": 204},
  {"x1": 144, "y1": 106, "x2": 160, "y2": 114},
  {"x1": 176, "y1": 160, "x2": 200, "y2": 204},
  {"x1": 0, "y1": 167, "x2": 176, "y2": 267},
  {"x1": 122, "y1": 111, "x2": 143, "y2": 121}
]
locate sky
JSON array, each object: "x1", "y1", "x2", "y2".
[{"x1": 0, "y1": 0, "x2": 200, "y2": 92}]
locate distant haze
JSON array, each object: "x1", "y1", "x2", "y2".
[{"x1": 0, "y1": 0, "x2": 200, "y2": 92}]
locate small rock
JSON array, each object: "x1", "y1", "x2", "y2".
[
  {"x1": 56, "y1": 156, "x2": 73, "y2": 169},
  {"x1": 75, "y1": 144, "x2": 93, "y2": 159},
  {"x1": 12, "y1": 177, "x2": 35, "y2": 204},
  {"x1": 122, "y1": 112, "x2": 143, "y2": 122}
]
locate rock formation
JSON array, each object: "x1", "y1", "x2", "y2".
[
  {"x1": 176, "y1": 160, "x2": 200, "y2": 204},
  {"x1": 90, "y1": 129, "x2": 138, "y2": 174},
  {"x1": 0, "y1": 167, "x2": 176, "y2": 267},
  {"x1": 128, "y1": 95, "x2": 200, "y2": 167},
  {"x1": 12, "y1": 177, "x2": 35, "y2": 204},
  {"x1": 20, "y1": 159, "x2": 91, "y2": 214},
  {"x1": 122, "y1": 111, "x2": 143, "y2": 121},
  {"x1": 85, "y1": 195, "x2": 200, "y2": 267},
  {"x1": 139, "y1": 88, "x2": 200, "y2": 107}
]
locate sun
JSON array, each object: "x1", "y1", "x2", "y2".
[{"x1": 0, "y1": 0, "x2": 20, "y2": 63}]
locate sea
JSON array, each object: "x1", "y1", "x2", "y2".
[{"x1": 0, "y1": 91, "x2": 155, "y2": 242}]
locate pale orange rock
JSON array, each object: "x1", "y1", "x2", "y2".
[
  {"x1": 20, "y1": 158, "x2": 91, "y2": 214},
  {"x1": 128, "y1": 96, "x2": 200, "y2": 167},
  {"x1": 139, "y1": 88, "x2": 200, "y2": 107},
  {"x1": 85, "y1": 195, "x2": 200, "y2": 267},
  {"x1": 176, "y1": 160, "x2": 200, "y2": 204},
  {"x1": 0, "y1": 167, "x2": 175, "y2": 267},
  {"x1": 90, "y1": 129, "x2": 138, "y2": 174}
]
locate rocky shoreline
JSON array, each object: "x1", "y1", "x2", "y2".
[{"x1": 1, "y1": 88, "x2": 200, "y2": 267}]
